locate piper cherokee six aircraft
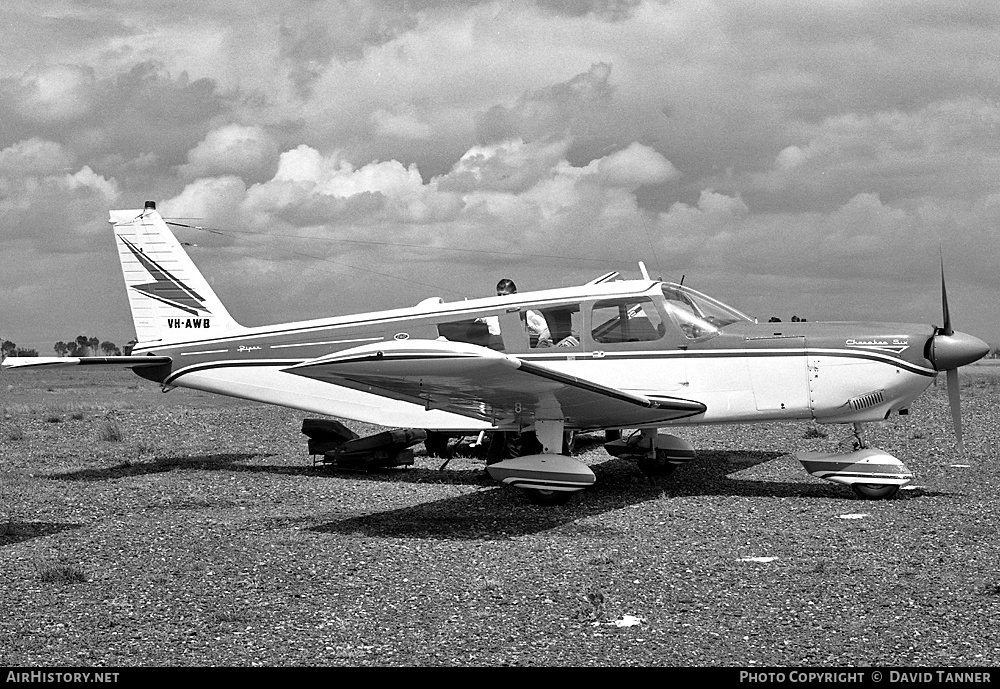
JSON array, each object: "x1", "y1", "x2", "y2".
[{"x1": 2, "y1": 202, "x2": 990, "y2": 505}]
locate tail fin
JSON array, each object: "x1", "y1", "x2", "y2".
[{"x1": 109, "y1": 202, "x2": 245, "y2": 345}]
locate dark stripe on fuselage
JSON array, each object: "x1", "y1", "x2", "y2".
[
  {"x1": 163, "y1": 359, "x2": 301, "y2": 386},
  {"x1": 519, "y1": 348, "x2": 936, "y2": 377},
  {"x1": 161, "y1": 345, "x2": 936, "y2": 388}
]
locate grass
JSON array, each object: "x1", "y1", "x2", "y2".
[
  {"x1": 2, "y1": 401, "x2": 110, "y2": 417},
  {"x1": 574, "y1": 587, "x2": 609, "y2": 622},
  {"x1": 96, "y1": 417, "x2": 124, "y2": 442},
  {"x1": 802, "y1": 425, "x2": 828, "y2": 439},
  {"x1": 37, "y1": 562, "x2": 88, "y2": 584}
]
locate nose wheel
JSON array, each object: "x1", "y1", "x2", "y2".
[
  {"x1": 796, "y1": 423, "x2": 912, "y2": 499},
  {"x1": 523, "y1": 488, "x2": 574, "y2": 506},
  {"x1": 850, "y1": 483, "x2": 900, "y2": 500}
]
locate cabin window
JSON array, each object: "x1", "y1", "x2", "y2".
[
  {"x1": 437, "y1": 317, "x2": 504, "y2": 351},
  {"x1": 591, "y1": 297, "x2": 664, "y2": 344},
  {"x1": 523, "y1": 305, "x2": 581, "y2": 348}
]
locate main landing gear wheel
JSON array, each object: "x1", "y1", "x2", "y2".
[
  {"x1": 523, "y1": 488, "x2": 574, "y2": 506},
  {"x1": 851, "y1": 483, "x2": 899, "y2": 500},
  {"x1": 637, "y1": 451, "x2": 678, "y2": 478}
]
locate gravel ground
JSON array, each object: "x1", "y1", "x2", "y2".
[{"x1": 1, "y1": 366, "x2": 999, "y2": 667}]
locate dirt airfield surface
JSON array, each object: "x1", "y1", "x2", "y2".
[{"x1": 1, "y1": 365, "x2": 999, "y2": 667}]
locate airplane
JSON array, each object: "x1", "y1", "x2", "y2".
[{"x1": 1, "y1": 201, "x2": 990, "y2": 506}]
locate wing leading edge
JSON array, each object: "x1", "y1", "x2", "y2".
[
  {"x1": 283, "y1": 339, "x2": 705, "y2": 430},
  {"x1": 1, "y1": 356, "x2": 172, "y2": 370}
]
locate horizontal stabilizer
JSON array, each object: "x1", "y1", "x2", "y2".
[{"x1": 2, "y1": 356, "x2": 172, "y2": 371}]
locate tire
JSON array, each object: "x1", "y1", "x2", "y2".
[
  {"x1": 523, "y1": 488, "x2": 574, "y2": 506},
  {"x1": 851, "y1": 483, "x2": 899, "y2": 500},
  {"x1": 637, "y1": 450, "x2": 678, "y2": 478}
]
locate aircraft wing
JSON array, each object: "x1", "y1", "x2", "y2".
[
  {"x1": 283, "y1": 340, "x2": 705, "y2": 430},
  {"x1": 1, "y1": 356, "x2": 172, "y2": 370}
]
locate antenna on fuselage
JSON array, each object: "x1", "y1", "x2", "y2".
[
  {"x1": 587, "y1": 271, "x2": 620, "y2": 285},
  {"x1": 638, "y1": 261, "x2": 650, "y2": 280}
]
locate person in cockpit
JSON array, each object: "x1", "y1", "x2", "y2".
[{"x1": 495, "y1": 279, "x2": 551, "y2": 346}]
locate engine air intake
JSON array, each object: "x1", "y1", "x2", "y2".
[{"x1": 849, "y1": 389, "x2": 885, "y2": 411}]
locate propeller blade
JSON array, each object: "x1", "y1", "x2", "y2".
[
  {"x1": 940, "y1": 253, "x2": 953, "y2": 336},
  {"x1": 946, "y1": 367, "x2": 963, "y2": 452},
  {"x1": 932, "y1": 254, "x2": 988, "y2": 452}
]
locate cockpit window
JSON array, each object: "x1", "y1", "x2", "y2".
[{"x1": 591, "y1": 297, "x2": 665, "y2": 344}]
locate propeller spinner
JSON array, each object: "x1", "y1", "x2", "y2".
[{"x1": 925, "y1": 258, "x2": 989, "y2": 450}]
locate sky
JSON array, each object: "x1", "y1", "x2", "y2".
[{"x1": 1, "y1": 0, "x2": 999, "y2": 354}]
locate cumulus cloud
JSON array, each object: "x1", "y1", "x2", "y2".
[
  {"x1": 179, "y1": 124, "x2": 279, "y2": 182},
  {"x1": 651, "y1": 188, "x2": 978, "y2": 298},
  {"x1": 0, "y1": 165, "x2": 119, "y2": 252},
  {"x1": 10, "y1": 64, "x2": 96, "y2": 122},
  {"x1": 437, "y1": 138, "x2": 574, "y2": 193},
  {"x1": 476, "y1": 62, "x2": 615, "y2": 144},
  {"x1": 157, "y1": 134, "x2": 682, "y2": 288},
  {"x1": 535, "y1": 0, "x2": 643, "y2": 21},
  {"x1": 592, "y1": 142, "x2": 679, "y2": 189},
  {"x1": 747, "y1": 98, "x2": 1000, "y2": 211},
  {"x1": 236, "y1": 145, "x2": 460, "y2": 229},
  {"x1": 0, "y1": 60, "x2": 228, "y2": 202},
  {"x1": 279, "y1": 1, "x2": 421, "y2": 95},
  {"x1": 161, "y1": 176, "x2": 248, "y2": 227},
  {"x1": 371, "y1": 107, "x2": 433, "y2": 140},
  {"x1": 0, "y1": 138, "x2": 75, "y2": 176}
]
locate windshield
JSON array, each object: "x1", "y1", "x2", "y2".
[
  {"x1": 661, "y1": 283, "x2": 753, "y2": 328},
  {"x1": 658, "y1": 283, "x2": 752, "y2": 342}
]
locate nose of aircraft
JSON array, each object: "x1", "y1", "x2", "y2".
[{"x1": 928, "y1": 330, "x2": 990, "y2": 371}]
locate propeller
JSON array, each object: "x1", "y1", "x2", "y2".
[{"x1": 926, "y1": 257, "x2": 989, "y2": 450}]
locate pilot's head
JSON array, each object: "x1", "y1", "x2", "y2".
[{"x1": 496, "y1": 278, "x2": 517, "y2": 296}]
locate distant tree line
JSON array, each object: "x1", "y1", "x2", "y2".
[
  {"x1": 768, "y1": 316, "x2": 808, "y2": 323},
  {"x1": 1, "y1": 339, "x2": 38, "y2": 358},
  {"x1": 53, "y1": 335, "x2": 123, "y2": 357},
  {"x1": 0, "y1": 334, "x2": 132, "y2": 361}
]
